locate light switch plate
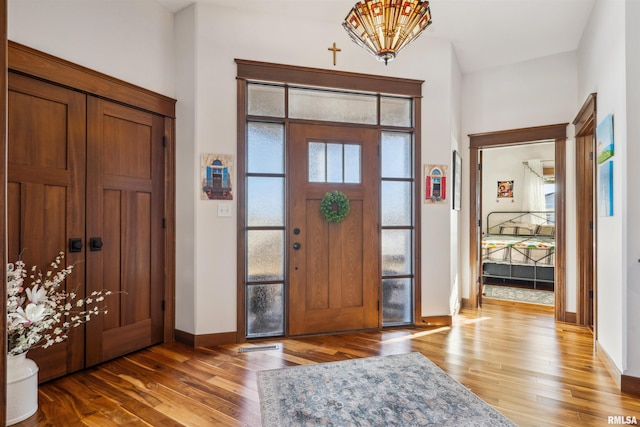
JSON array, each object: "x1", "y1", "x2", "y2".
[{"x1": 217, "y1": 203, "x2": 232, "y2": 217}]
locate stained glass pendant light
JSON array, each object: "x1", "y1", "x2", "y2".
[{"x1": 343, "y1": 0, "x2": 433, "y2": 65}]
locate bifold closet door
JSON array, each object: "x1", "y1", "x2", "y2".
[
  {"x1": 7, "y1": 72, "x2": 87, "y2": 382},
  {"x1": 85, "y1": 97, "x2": 165, "y2": 366}
]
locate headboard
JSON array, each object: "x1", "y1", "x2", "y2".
[{"x1": 486, "y1": 211, "x2": 555, "y2": 237}]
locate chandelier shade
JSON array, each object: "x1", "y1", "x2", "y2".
[{"x1": 343, "y1": 0, "x2": 432, "y2": 65}]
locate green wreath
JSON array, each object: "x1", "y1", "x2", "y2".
[{"x1": 320, "y1": 191, "x2": 351, "y2": 223}]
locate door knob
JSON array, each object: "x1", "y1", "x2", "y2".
[
  {"x1": 69, "y1": 238, "x2": 83, "y2": 253},
  {"x1": 89, "y1": 237, "x2": 103, "y2": 251},
  {"x1": 293, "y1": 242, "x2": 301, "y2": 250}
]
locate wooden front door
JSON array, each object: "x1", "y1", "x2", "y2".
[
  {"x1": 85, "y1": 97, "x2": 165, "y2": 366},
  {"x1": 289, "y1": 124, "x2": 379, "y2": 335}
]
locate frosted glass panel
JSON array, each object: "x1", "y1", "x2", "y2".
[
  {"x1": 382, "y1": 278, "x2": 412, "y2": 324},
  {"x1": 326, "y1": 144, "x2": 343, "y2": 183},
  {"x1": 382, "y1": 181, "x2": 411, "y2": 226},
  {"x1": 381, "y1": 229, "x2": 412, "y2": 275},
  {"x1": 247, "y1": 230, "x2": 284, "y2": 281},
  {"x1": 344, "y1": 144, "x2": 361, "y2": 183},
  {"x1": 247, "y1": 84, "x2": 285, "y2": 118},
  {"x1": 289, "y1": 88, "x2": 377, "y2": 124},
  {"x1": 381, "y1": 97, "x2": 412, "y2": 127},
  {"x1": 247, "y1": 284, "x2": 284, "y2": 336},
  {"x1": 248, "y1": 122, "x2": 284, "y2": 174},
  {"x1": 309, "y1": 142, "x2": 326, "y2": 182},
  {"x1": 247, "y1": 177, "x2": 284, "y2": 226},
  {"x1": 382, "y1": 132, "x2": 412, "y2": 178}
]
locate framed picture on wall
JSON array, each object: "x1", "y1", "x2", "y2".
[
  {"x1": 598, "y1": 160, "x2": 613, "y2": 217},
  {"x1": 596, "y1": 114, "x2": 614, "y2": 164},
  {"x1": 200, "y1": 153, "x2": 234, "y2": 200},
  {"x1": 497, "y1": 180, "x2": 514, "y2": 198},
  {"x1": 452, "y1": 150, "x2": 461, "y2": 211},
  {"x1": 424, "y1": 164, "x2": 447, "y2": 204}
]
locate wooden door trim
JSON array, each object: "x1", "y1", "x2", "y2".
[
  {"x1": 469, "y1": 124, "x2": 567, "y2": 147},
  {"x1": 468, "y1": 123, "x2": 568, "y2": 323},
  {"x1": 164, "y1": 118, "x2": 176, "y2": 342},
  {"x1": 235, "y1": 79, "x2": 247, "y2": 343},
  {"x1": 573, "y1": 93, "x2": 597, "y2": 330},
  {"x1": 8, "y1": 41, "x2": 175, "y2": 118},
  {"x1": 8, "y1": 43, "x2": 177, "y2": 349},
  {"x1": 236, "y1": 59, "x2": 423, "y2": 97},
  {"x1": 1, "y1": 0, "x2": 7, "y2": 420},
  {"x1": 574, "y1": 94, "x2": 596, "y2": 133},
  {"x1": 468, "y1": 147, "x2": 479, "y2": 307}
]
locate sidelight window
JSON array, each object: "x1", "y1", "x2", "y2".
[
  {"x1": 381, "y1": 131, "x2": 414, "y2": 325},
  {"x1": 245, "y1": 121, "x2": 286, "y2": 337}
]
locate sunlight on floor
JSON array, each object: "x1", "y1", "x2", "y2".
[
  {"x1": 380, "y1": 316, "x2": 493, "y2": 344},
  {"x1": 381, "y1": 327, "x2": 451, "y2": 344},
  {"x1": 454, "y1": 316, "x2": 492, "y2": 326}
]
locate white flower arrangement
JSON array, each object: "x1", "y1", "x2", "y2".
[{"x1": 7, "y1": 252, "x2": 112, "y2": 356}]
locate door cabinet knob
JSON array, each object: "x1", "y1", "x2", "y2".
[
  {"x1": 89, "y1": 237, "x2": 104, "y2": 251},
  {"x1": 69, "y1": 238, "x2": 83, "y2": 253}
]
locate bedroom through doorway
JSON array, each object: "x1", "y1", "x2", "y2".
[{"x1": 480, "y1": 142, "x2": 556, "y2": 308}]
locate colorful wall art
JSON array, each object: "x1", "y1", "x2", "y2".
[
  {"x1": 596, "y1": 114, "x2": 614, "y2": 164},
  {"x1": 201, "y1": 153, "x2": 234, "y2": 200},
  {"x1": 424, "y1": 164, "x2": 447, "y2": 204}
]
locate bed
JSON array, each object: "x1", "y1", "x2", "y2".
[{"x1": 481, "y1": 211, "x2": 555, "y2": 289}]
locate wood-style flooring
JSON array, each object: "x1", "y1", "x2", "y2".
[{"x1": 14, "y1": 302, "x2": 640, "y2": 426}]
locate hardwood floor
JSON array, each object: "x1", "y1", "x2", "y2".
[{"x1": 14, "y1": 302, "x2": 640, "y2": 426}]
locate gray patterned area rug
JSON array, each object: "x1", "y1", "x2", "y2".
[
  {"x1": 257, "y1": 352, "x2": 516, "y2": 426},
  {"x1": 484, "y1": 284, "x2": 554, "y2": 306}
]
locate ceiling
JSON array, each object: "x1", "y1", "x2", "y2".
[{"x1": 155, "y1": 0, "x2": 596, "y2": 74}]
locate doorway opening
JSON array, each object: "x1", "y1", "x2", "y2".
[
  {"x1": 479, "y1": 143, "x2": 556, "y2": 308},
  {"x1": 468, "y1": 124, "x2": 568, "y2": 321}
]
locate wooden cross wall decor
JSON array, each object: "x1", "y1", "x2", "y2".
[{"x1": 328, "y1": 42, "x2": 341, "y2": 66}]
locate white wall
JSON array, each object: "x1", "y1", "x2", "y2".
[
  {"x1": 174, "y1": 4, "x2": 197, "y2": 333},
  {"x1": 181, "y1": 3, "x2": 462, "y2": 333},
  {"x1": 8, "y1": 0, "x2": 176, "y2": 98},
  {"x1": 450, "y1": 52, "x2": 463, "y2": 315},
  {"x1": 460, "y1": 52, "x2": 579, "y2": 307},
  {"x1": 481, "y1": 143, "x2": 555, "y2": 231},
  {"x1": 577, "y1": 0, "x2": 626, "y2": 373},
  {"x1": 625, "y1": 0, "x2": 640, "y2": 378}
]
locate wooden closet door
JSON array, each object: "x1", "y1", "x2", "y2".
[
  {"x1": 85, "y1": 97, "x2": 165, "y2": 366},
  {"x1": 7, "y1": 72, "x2": 87, "y2": 381}
]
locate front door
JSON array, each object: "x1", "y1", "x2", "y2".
[{"x1": 288, "y1": 124, "x2": 379, "y2": 335}]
